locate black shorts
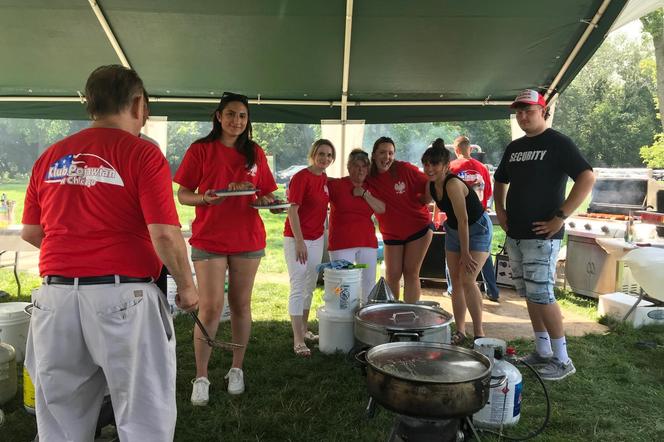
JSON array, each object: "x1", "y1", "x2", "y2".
[{"x1": 383, "y1": 224, "x2": 434, "y2": 246}]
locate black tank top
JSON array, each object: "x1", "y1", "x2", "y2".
[{"x1": 430, "y1": 174, "x2": 484, "y2": 229}]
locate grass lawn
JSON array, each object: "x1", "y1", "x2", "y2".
[{"x1": 2, "y1": 181, "x2": 664, "y2": 440}]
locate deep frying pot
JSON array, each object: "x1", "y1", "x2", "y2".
[
  {"x1": 359, "y1": 342, "x2": 500, "y2": 419},
  {"x1": 354, "y1": 303, "x2": 453, "y2": 346}
]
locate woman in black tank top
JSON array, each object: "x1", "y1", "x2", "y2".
[{"x1": 422, "y1": 138, "x2": 492, "y2": 344}]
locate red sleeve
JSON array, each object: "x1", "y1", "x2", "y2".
[
  {"x1": 402, "y1": 161, "x2": 428, "y2": 195},
  {"x1": 22, "y1": 159, "x2": 43, "y2": 225},
  {"x1": 173, "y1": 143, "x2": 203, "y2": 191},
  {"x1": 482, "y1": 164, "x2": 493, "y2": 202},
  {"x1": 286, "y1": 171, "x2": 306, "y2": 206},
  {"x1": 327, "y1": 178, "x2": 340, "y2": 203},
  {"x1": 138, "y1": 146, "x2": 180, "y2": 226},
  {"x1": 255, "y1": 146, "x2": 278, "y2": 196}
]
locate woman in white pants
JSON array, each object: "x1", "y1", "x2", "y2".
[
  {"x1": 328, "y1": 149, "x2": 386, "y2": 302},
  {"x1": 284, "y1": 139, "x2": 336, "y2": 357}
]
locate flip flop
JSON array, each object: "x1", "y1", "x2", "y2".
[
  {"x1": 294, "y1": 343, "x2": 311, "y2": 357},
  {"x1": 304, "y1": 331, "x2": 319, "y2": 343},
  {"x1": 451, "y1": 331, "x2": 467, "y2": 346}
]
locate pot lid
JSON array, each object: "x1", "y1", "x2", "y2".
[
  {"x1": 0, "y1": 302, "x2": 31, "y2": 320},
  {"x1": 356, "y1": 303, "x2": 452, "y2": 330},
  {"x1": 366, "y1": 342, "x2": 490, "y2": 384}
]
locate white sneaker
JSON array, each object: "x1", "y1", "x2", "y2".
[
  {"x1": 225, "y1": 368, "x2": 245, "y2": 395},
  {"x1": 191, "y1": 377, "x2": 210, "y2": 406}
]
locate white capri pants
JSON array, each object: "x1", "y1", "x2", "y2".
[
  {"x1": 329, "y1": 247, "x2": 378, "y2": 303},
  {"x1": 25, "y1": 280, "x2": 176, "y2": 442},
  {"x1": 285, "y1": 235, "x2": 325, "y2": 315}
]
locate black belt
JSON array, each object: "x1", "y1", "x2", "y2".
[{"x1": 44, "y1": 275, "x2": 153, "y2": 285}]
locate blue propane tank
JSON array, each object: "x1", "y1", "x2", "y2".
[{"x1": 473, "y1": 339, "x2": 522, "y2": 429}]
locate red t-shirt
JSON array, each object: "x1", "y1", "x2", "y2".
[
  {"x1": 449, "y1": 157, "x2": 493, "y2": 209},
  {"x1": 327, "y1": 177, "x2": 378, "y2": 251},
  {"x1": 365, "y1": 161, "x2": 431, "y2": 241},
  {"x1": 22, "y1": 128, "x2": 179, "y2": 279},
  {"x1": 284, "y1": 168, "x2": 329, "y2": 240},
  {"x1": 174, "y1": 140, "x2": 277, "y2": 254}
]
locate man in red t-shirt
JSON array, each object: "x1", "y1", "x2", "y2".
[
  {"x1": 21, "y1": 65, "x2": 198, "y2": 441},
  {"x1": 447, "y1": 136, "x2": 500, "y2": 301}
]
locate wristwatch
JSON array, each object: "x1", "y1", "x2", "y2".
[{"x1": 554, "y1": 209, "x2": 567, "y2": 220}]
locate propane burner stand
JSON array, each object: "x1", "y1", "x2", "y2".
[{"x1": 387, "y1": 413, "x2": 467, "y2": 442}]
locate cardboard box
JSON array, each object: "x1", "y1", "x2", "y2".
[{"x1": 598, "y1": 292, "x2": 664, "y2": 327}]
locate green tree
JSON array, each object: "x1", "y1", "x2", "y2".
[
  {"x1": 555, "y1": 33, "x2": 658, "y2": 166},
  {"x1": 642, "y1": 8, "x2": 664, "y2": 131},
  {"x1": 254, "y1": 123, "x2": 319, "y2": 171},
  {"x1": 0, "y1": 118, "x2": 85, "y2": 179},
  {"x1": 641, "y1": 133, "x2": 664, "y2": 167},
  {"x1": 166, "y1": 121, "x2": 208, "y2": 173}
]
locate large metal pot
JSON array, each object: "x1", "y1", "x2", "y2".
[
  {"x1": 361, "y1": 342, "x2": 496, "y2": 419},
  {"x1": 354, "y1": 303, "x2": 453, "y2": 346}
]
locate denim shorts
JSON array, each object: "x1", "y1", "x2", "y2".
[
  {"x1": 504, "y1": 237, "x2": 561, "y2": 304},
  {"x1": 445, "y1": 212, "x2": 492, "y2": 253},
  {"x1": 191, "y1": 246, "x2": 265, "y2": 261}
]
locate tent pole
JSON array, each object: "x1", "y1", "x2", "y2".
[
  {"x1": 545, "y1": 0, "x2": 612, "y2": 101},
  {"x1": 0, "y1": 96, "x2": 512, "y2": 107},
  {"x1": 339, "y1": 0, "x2": 354, "y2": 167},
  {"x1": 87, "y1": 0, "x2": 131, "y2": 68}
]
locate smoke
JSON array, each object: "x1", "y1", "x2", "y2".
[{"x1": 591, "y1": 179, "x2": 647, "y2": 209}]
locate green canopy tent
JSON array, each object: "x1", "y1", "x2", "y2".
[{"x1": 0, "y1": 0, "x2": 631, "y2": 123}]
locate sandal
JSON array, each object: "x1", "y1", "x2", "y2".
[
  {"x1": 304, "y1": 331, "x2": 319, "y2": 343},
  {"x1": 294, "y1": 343, "x2": 311, "y2": 357},
  {"x1": 451, "y1": 331, "x2": 467, "y2": 346}
]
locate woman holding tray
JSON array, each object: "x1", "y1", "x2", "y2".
[
  {"x1": 174, "y1": 92, "x2": 278, "y2": 404},
  {"x1": 284, "y1": 138, "x2": 335, "y2": 357}
]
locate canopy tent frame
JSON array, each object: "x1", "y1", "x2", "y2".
[{"x1": 0, "y1": 0, "x2": 639, "y2": 122}]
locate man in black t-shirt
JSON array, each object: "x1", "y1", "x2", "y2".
[{"x1": 494, "y1": 89, "x2": 595, "y2": 381}]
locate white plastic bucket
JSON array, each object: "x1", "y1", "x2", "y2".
[
  {"x1": 323, "y1": 268, "x2": 361, "y2": 315},
  {"x1": 317, "y1": 307, "x2": 355, "y2": 354},
  {"x1": 167, "y1": 274, "x2": 231, "y2": 321},
  {"x1": 0, "y1": 302, "x2": 30, "y2": 363}
]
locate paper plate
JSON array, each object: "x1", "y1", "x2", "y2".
[
  {"x1": 213, "y1": 189, "x2": 258, "y2": 197},
  {"x1": 251, "y1": 202, "x2": 291, "y2": 210}
]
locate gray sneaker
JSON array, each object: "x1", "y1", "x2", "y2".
[
  {"x1": 519, "y1": 351, "x2": 553, "y2": 367},
  {"x1": 538, "y1": 357, "x2": 576, "y2": 381}
]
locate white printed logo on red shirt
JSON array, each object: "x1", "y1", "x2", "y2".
[
  {"x1": 45, "y1": 153, "x2": 124, "y2": 187},
  {"x1": 457, "y1": 170, "x2": 485, "y2": 200},
  {"x1": 247, "y1": 164, "x2": 258, "y2": 177},
  {"x1": 394, "y1": 181, "x2": 406, "y2": 194}
]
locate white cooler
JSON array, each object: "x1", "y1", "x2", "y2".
[{"x1": 598, "y1": 292, "x2": 664, "y2": 327}]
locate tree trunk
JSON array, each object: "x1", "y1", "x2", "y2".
[{"x1": 654, "y1": 31, "x2": 664, "y2": 133}]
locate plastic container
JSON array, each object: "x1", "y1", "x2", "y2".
[
  {"x1": 323, "y1": 268, "x2": 361, "y2": 315},
  {"x1": 316, "y1": 307, "x2": 355, "y2": 354},
  {"x1": 0, "y1": 302, "x2": 31, "y2": 363},
  {"x1": 598, "y1": 292, "x2": 664, "y2": 328},
  {"x1": 473, "y1": 338, "x2": 522, "y2": 429},
  {"x1": 167, "y1": 275, "x2": 230, "y2": 321},
  {"x1": 23, "y1": 366, "x2": 35, "y2": 415},
  {"x1": 0, "y1": 342, "x2": 17, "y2": 405}
]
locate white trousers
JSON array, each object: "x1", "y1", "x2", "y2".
[
  {"x1": 25, "y1": 281, "x2": 176, "y2": 442},
  {"x1": 285, "y1": 235, "x2": 324, "y2": 315},
  {"x1": 329, "y1": 247, "x2": 378, "y2": 303}
]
